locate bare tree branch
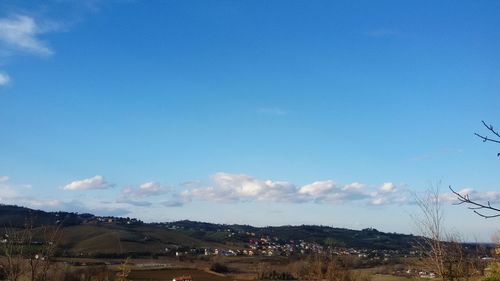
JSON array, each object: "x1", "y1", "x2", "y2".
[
  {"x1": 454, "y1": 121, "x2": 500, "y2": 218},
  {"x1": 449, "y1": 186, "x2": 500, "y2": 219},
  {"x1": 475, "y1": 121, "x2": 500, "y2": 155},
  {"x1": 474, "y1": 133, "x2": 500, "y2": 144},
  {"x1": 482, "y1": 120, "x2": 500, "y2": 139}
]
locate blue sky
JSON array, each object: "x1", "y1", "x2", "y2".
[{"x1": 0, "y1": 0, "x2": 499, "y2": 241}]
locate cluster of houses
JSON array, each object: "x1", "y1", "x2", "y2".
[
  {"x1": 246, "y1": 237, "x2": 324, "y2": 256},
  {"x1": 240, "y1": 234, "x2": 424, "y2": 259},
  {"x1": 157, "y1": 223, "x2": 426, "y2": 259},
  {"x1": 169, "y1": 232, "x2": 421, "y2": 260},
  {"x1": 161, "y1": 222, "x2": 425, "y2": 259},
  {"x1": 392, "y1": 268, "x2": 437, "y2": 278}
]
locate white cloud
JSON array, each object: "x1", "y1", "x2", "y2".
[
  {"x1": 298, "y1": 180, "x2": 336, "y2": 197},
  {"x1": 63, "y1": 175, "x2": 114, "y2": 191},
  {"x1": 480, "y1": 191, "x2": 500, "y2": 203},
  {"x1": 367, "y1": 182, "x2": 408, "y2": 206},
  {"x1": 121, "y1": 181, "x2": 170, "y2": 198},
  {"x1": 185, "y1": 173, "x2": 371, "y2": 204},
  {"x1": 117, "y1": 181, "x2": 176, "y2": 207},
  {"x1": 371, "y1": 198, "x2": 386, "y2": 206},
  {"x1": 139, "y1": 181, "x2": 169, "y2": 196},
  {"x1": 342, "y1": 182, "x2": 365, "y2": 191},
  {"x1": 440, "y1": 188, "x2": 500, "y2": 204},
  {"x1": 0, "y1": 177, "x2": 20, "y2": 202},
  {"x1": 379, "y1": 182, "x2": 397, "y2": 193},
  {"x1": 26, "y1": 198, "x2": 63, "y2": 208},
  {"x1": 0, "y1": 185, "x2": 17, "y2": 200},
  {"x1": 296, "y1": 180, "x2": 369, "y2": 204},
  {"x1": 0, "y1": 182, "x2": 59, "y2": 210},
  {"x1": 0, "y1": 72, "x2": 10, "y2": 86},
  {"x1": 0, "y1": 15, "x2": 53, "y2": 56},
  {"x1": 187, "y1": 172, "x2": 298, "y2": 203}
]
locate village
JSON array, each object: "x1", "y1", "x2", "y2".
[{"x1": 167, "y1": 227, "x2": 420, "y2": 260}]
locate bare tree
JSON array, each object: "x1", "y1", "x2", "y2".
[
  {"x1": 26, "y1": 225, "x2": 61, "y2": 281},
  {"x1": 414, "y1": 187, "x2": 446, "y2": 279},
  {"x1": 0, "y1": 227, "x2": 26, "y2": 281},
  {"x1": 414, "y1": 187, "x2": 479, "y2": 281},
  {"x1": 0, "y1": 217, "x2": 61, "y2": 281}
]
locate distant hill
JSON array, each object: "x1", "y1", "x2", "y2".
[
  {"x1": 162, "y1": 220, "x2": 417, "y2": 251},
  {"x1": 0, "y1": 204, "x2": 87, "y2": 227},
  {"x1": 0, "y1": 204, "x2": 419, "y2": 257}
]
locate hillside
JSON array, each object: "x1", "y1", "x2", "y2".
[
  {"x1": 0, "y1": 204, "x2": 418, "y2": 256},
  {"x1": 162, "y1": 220, "x2": 417, "y2": 250}
]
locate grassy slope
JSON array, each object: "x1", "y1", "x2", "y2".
[{"x1": 56, "y1": 224, "x2": 227, "y2": 254}]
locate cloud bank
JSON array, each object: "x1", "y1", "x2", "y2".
[
  {"x1": 3, "y1": 173, "x2": 499, "y2": 218},
  {"x1": 182, "y1": 172, "x2": 405, "y2": 206}
]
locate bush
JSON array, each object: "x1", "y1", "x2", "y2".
[
  {"x1": 210, "y1": 262, "x2": 229, "y2": 273},
  {"x1": 57, "y1": 266, "x2": 113, "y2": 281},
  {"x1": 482, "y1": 273, "x2": 500, "y2": 281},
  {"x1": 259, "y1": 270, "x2": 297, "y2": 280}
]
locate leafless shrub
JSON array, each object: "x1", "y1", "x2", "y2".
[
  {"x1": 0, "y1": 219, "x2": 61, "y2": 281},
  {"x1": 27, "y1": 225, "x2": 61, "y2": 281},
  {"x1": 414, "y1": 186, "x2": 485, "y2": 281},
  {"x1": 1, "y1": 227, "x2": 27, "y2": 281},
  {"x1": 114, "y1": 257, "x2": 131, "y2": 281},
  {"x1": 289, "y1": 255, "x2": 371, "y2": 281}
]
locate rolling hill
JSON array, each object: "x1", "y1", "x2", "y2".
[{"x1": 0, "y1": 204, "x2": 418, "y2": 256}]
